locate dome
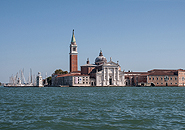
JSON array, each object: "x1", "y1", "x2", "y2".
[{"x1": 95, "y1": 50, "x2": 107, "y2": 65}]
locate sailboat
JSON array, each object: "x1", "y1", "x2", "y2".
[{"x1": 4, "y1": 69, "x2": 38, "y2": 87}]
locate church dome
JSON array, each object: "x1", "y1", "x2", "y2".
[{"x1": 95, "y1": 50, "x2": 107, "y2": 65}]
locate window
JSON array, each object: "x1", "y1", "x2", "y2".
[
  {"x1": 157, "y1": 83, "x2": 158, "y2": 84},
  {"x1": 175, "y1": 77, "x2": 177, "y2": 80},
  {"x1": 161, "y1": 83, "x2": 163, "y2": 84},
  {"x1": 175, "y1": 83, "x2": 177, "y2": 84},
  {"x1": 171, "y1": 77, "x2": 172, "y2": 80},
  {"x1": 153, "y1": 77, "x2": 154, "y2": 80},
  {"x1": 182, "y1": 77, "x2": 184, "y2": 81},
  {"x1": 149, "y1": 77, "x2": 151, "y2": 80},
  {"x1": 157, "y1": 77, "x2": 158, "y2": 80},
  {"x1": 73, "y1": 48, "x2": 76, "y2": 51},
  {"x1": 83, "y1": 82, "x2": 85, "y2": 84},
  {"x1": 164, "y1": 76, "x2": 169, "y2": 81},
  {"x1": 161, "y1": 77, "x2": 163, "y2": 80},
  {"x1": 86, "y1": 82, "x2": 88, "y2": 84}
]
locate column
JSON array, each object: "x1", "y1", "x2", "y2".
[
  {"x1": 117, "y1": 68, "x2": 119, "y2": 80},
  {"x1": 113, "y1": 68, "x2": 115, "y2": 81},
  {"x1": 103, "y1": 68, "x2": 105, "y2": 81}
]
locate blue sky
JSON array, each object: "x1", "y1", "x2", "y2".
[{"x1": 0, "y1": 0, "x2": 185, "y2": 83}]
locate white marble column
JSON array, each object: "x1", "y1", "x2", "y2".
[
  {"x1": 117, "y1": 68, "x2": 119, "y2": 81},
  {"x1": 103, "y1": 68, "x2": 105, "y2": 81},
  {"x1": 113, "y1": 68, "x2": 115, "y2": 81}
]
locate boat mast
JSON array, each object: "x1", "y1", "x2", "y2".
[{"x1": 31, "y1": 68, "x2": 32, "y2": 84}]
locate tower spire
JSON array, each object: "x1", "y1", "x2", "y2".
[{"x1": 71, "y1": 29, "x2": 76, "y2": 43}]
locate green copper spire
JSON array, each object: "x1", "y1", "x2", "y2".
[{"x1": 71, "y1": 29, "x2": 76, "y2": 43}]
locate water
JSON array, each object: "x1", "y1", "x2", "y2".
[{"x1": 1, "y1": 87, "x2": 185, "y2": 130}]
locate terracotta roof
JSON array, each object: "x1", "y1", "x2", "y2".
[
  {"x1": 148, "y1": 69, "x2": 177, "y2": 72},
  {"x1": 56, "y1": 73, "x2": 89, "y2": 78},
  {"x1": 177, "y1": 69, "x2": 185, "y2": 72},
  {"x1": 140, "y1": 73, "x2": 149, "y2": 76},
  {"x1": 81, "y1": 64, "x2": 97, "y2": 67},
  {"x1": 147, "y1": 69, "x2": 178, "y2": 76},
  {"x1": 124, "y1": 69, "x2": 185, "y2": 77},
  {"x1": 69, "y1": 71, "x2": 81, "y2": 73},
  {"x1": 125, "y1": 72, "x2": 148, "y2": 75}
]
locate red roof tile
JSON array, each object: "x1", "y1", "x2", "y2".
[{"x1": 56, "y1": 73, "x2": 89, "y2": 78}]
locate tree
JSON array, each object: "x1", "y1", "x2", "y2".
[
  {"x1": 0, "y1": 82, "x2": 1, "y2": 86},
  {"x1": 54, "y1": 69, "x2": 68, "y2": 74},
  {"x1": 47, "y1": 76, "x2": 52, "y2": 85}
]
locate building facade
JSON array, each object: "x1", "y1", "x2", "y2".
[
  {"x1": 96, "y1": 60, "x2": 124, "y2": 86},
  {"x1": 52, "y1": 73, "x2": 90, "y2": 87},
  {"x1": 125, "y1": 72, "x2": 148, "y2": 86},
  {"x1": 125, "y1": 69, "x2": 185, "y2": 87},
  {"x1": 81, "y1": 51, "x2": 125, "y2": 86}
]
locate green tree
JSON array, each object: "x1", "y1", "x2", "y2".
[
  {"x1": 54, "y1": 69, "x2": 68, "y2": 74},
  {"x1": 47, "y1": 76, "x2": 52, "y2": 85}
]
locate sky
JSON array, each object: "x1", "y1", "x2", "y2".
[{"x1": 0, "y1": 0, "x2": 185, "y2": 83}]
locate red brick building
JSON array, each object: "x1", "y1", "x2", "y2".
[
  {"x1": 147, "y1": 69, "x2": 185, "y2": 87},
  {"x1": 125, "y1": 72, "x2": 148, "y2": 86},
  {"x1": 125, "y1": 69, "x2": 185, "y2": 87}
]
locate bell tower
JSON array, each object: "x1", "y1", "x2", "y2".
[{"x1": 69, "y1": 29, "x2": 78, "y2": 73}]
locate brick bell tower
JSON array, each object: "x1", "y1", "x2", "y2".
[{"x1": 69, "y1": 29, "x2": 78, "y2": 73}]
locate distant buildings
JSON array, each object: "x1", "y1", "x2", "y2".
[
  {"x1": 125, "y1": 69, "x2": 185, "y2": 87},
  {"x1": 52, "y1": 30, "x2": 125, "y2": 87},
  {"x1": 52, "y1": 30, "x2": 185, "y2": 87}
]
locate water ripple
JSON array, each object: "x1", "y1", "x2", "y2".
[{"x1": 1, "y1": 87, "x2": 185, "y2": 129}]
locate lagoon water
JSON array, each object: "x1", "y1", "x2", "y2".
[{"x1": 1, "y1": 87, "x2": 185, "y2": 129}]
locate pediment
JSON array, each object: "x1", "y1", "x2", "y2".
[{"x1": 105, "y1": 61, "x2": 119, "y2": 66}]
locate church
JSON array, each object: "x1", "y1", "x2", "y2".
[{"x1": 52, "y1": 30, "x2": 125, "y2": 87}]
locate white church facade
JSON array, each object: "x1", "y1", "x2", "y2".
[
  {"x1": 96, "y1": 60, "x2": 125, "y2": 86},
  {"x1": 81, "y1": 50, "x2": 125, "y2": 87}
]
